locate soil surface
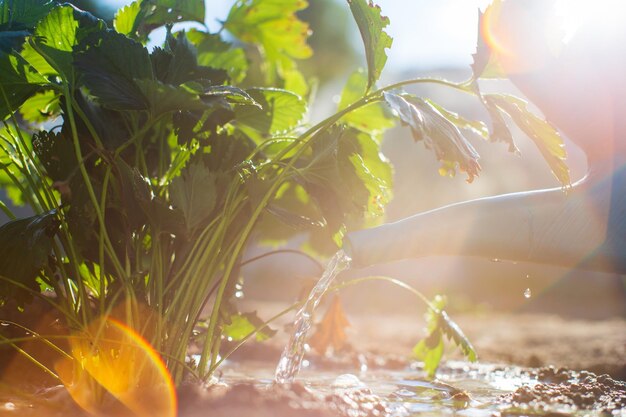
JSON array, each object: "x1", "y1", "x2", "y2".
[{"x1": 1, "y1": 300, "x2": 625, "y2": 417}]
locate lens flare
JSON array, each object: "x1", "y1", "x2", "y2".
[{"x1": 55, "y1": 316, "x2": 177, "y2": 417}]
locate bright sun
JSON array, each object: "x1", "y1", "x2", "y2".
[{"x1": 555, "y1": 0, "x2": 626, "y2": 43}]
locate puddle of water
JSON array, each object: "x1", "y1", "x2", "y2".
[{"x1": 223, "y1": 361, "x2": 624, "y2": 417}]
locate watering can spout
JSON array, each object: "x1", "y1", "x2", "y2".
[{"x1": 344, "y1": 170, "x2": 626, "y2": 274}]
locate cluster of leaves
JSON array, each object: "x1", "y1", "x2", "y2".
[{"x1": 0, "y1": 0, "x2": 570, "y2": 396}]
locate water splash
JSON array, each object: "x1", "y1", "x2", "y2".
[
  {"x1": 524, "y1": 288, "x2": 532, "y2": 298},
  {"x1": 275, "y1": 250, "x2": 352, "y2": 383}
]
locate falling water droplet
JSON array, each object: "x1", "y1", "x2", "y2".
[
  {"x1": 491, "y1": 258, "x2": 500, "y2": 263},
  {"x1": 524, "y1": 288, "x2": 532, "y2": 298},
  {"x1": 526, "y1": 274, "x2": 530, "y2": 279},
  {"x1": 235, "y1": 290, "x2": 244, "y2": 298}
]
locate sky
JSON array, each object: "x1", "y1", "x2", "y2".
[{"x1": 108, "y1": 0, "x2": 491, "y2": 71}]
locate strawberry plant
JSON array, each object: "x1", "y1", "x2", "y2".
[{"x1": 0, "y1": 0, "x2": 568, "y2": 402}]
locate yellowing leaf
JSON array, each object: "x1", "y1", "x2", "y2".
[
  {"x1": 487, "y1": 93, "x2": 570, "y2": 186},
  {"x1": 384, "y1": 92, "x2": 481, "y2": 183},
  {"x1": 55, "y1": 316, "x2": 176, "y2": 417},
  {"x1": 309, "y1": 295, "x2": 350, "y2": 355}
]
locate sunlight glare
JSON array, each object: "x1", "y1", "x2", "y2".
[{"x1": 555, "y1": 0, "x2": 626, "y2": 44}]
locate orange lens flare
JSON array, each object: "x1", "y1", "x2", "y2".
[{"x1": 55, "y1": 316, "x2": 177, "y2": 417}]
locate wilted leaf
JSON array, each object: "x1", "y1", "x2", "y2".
[
  {"x1": 427, "y1": 100, "x2": 489, "y2": 140},
  {"x1": 223, "y1": 312, "x2": 276, "y2": 342},
  {"x1": 0, "y1": 210, "x2": 58, "y2": 306},
  {"x1": 384, "y1": 92, "x2": 481, "y2": 182},
  {"x1": 225, "y1": 0, "x2": 312, "y2": 74},
  {"x1": 487, "y1": 93, "x2": 570, "y2": 185},
  {"x1": 347, "y1": 0, "x2": 393, "y2": 90},
  {"x1": 338, "y1": 69, "x2": 395, "y2": 137},
  {"x1": 235, "y1": 88, "x2": 306, "y2": 135},
  {"x1": 309, "y1": 295, "x2": 350, "y2": 354},
  {"x1": 481, "y1": 95, "x2": 518, "y2": 152},
  {"x1": 170, "y1": 160, "x2": 217, "y2": 232}
]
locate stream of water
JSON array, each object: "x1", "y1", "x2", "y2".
[{"x1": 274, "y1": 249, "x2": 352, "y2": 383}]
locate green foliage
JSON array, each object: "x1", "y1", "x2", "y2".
[
  {"x1": 0, "y1": 210, "x2": 58, "y2": 306},
  {"x1": 225, "y1": 0, "x2": 312, "y2": 80},
  {"x1": 0, "y1": 0, "x2": 568, "y2": 391},
  {"x1": 413, "y1": 295, "x2": 477, "y2": 378},
  {"x1": 347, "y1": 0, "x2": 393, "y2": 91}
]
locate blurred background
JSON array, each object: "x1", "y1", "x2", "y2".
[{"x1": 1, "y1": 0, "x2": 623, "y2": 320}]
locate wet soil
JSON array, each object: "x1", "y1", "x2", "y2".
[{"x1": 1, "y1": 299, "x2": 624, "y2": 417}]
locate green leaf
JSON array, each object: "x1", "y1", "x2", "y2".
[
  {"x1": 19, "y1": 89, "x2": 60, "y2": 123},
  {"x1": 74, "y1": 30, "x2": 154, "y2": 110},
  {"x1": 439, "y1": 311, "x2": 477, "y2": 362},
  {"x1": 347, "y1": 0, "x2": 393, "y2": 91},
  {"x1": 384, "y1": 92, "x2": 481, "y2": 182},
  {"x1": 187, "y1": 29, "x2": 248, "y2": 84},
  {"x1": 0, "y1": 52, "x2": 47, "y2": 119},
  {"x1": 413, "y1": 334, "x2": 444, "y2": 378},
  {"x1": 141, "y1": 0, "x2": 206, "y2": 28},
  {"x1": 0, "y1": 210, "x2": 58, "y2": 307},
  {"x1": 32, "y1": 129, "x2": 76, "y2": 182},
  {"x1": 33, "y1": 5, "x2": 106, "y2": 79},
  {"x1": 113, "y1": 0, "x2": 143, "y2": 38},
  {"x1": 170, "y1": 160, "x2": 217, "y2": 232},
  {"x1": 487, "y1": 93, "x2": 570, "y2": 186},
  {"x1": 225, "y1": 0, "x2": 312, "y2": 74},
  {"x1": 222, "y1": 312, "x2": 276, "y2": 342},
  {"x1": 135, "y1": 79, "x2": 206, "y2": 117},
  {"x1": 0, "y1": 0, "x2": 55, "y2": 30},
  {"x1": 235, "y1": 88, "x2": 306, "y2": 135},
  {"x1": 338, "y1": 69, "x2": 395, "y2": 137},
  {"x1": 471, "y1": 1, "x2": 506, "y2": 80}
]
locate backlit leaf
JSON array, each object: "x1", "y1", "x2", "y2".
[
  {"x1": 235, "y1": 88, "x2": 306, "y2": 135},
  {"x1": 19, "y1": 89, "x2": 60, "y2": 123},
  {"x1": 113, "y1": 0, "x2": 143, "y2": 38},
  {"x1": 141, "y1": 0, "x2": 206, "y2": 28},
  {"x1": 309, "y1": 295, "x2": 350, "y2": 354},
  {"x1": 439, "y1": 311, "x2": 477, "y2": 362},
  {"x1": 487, "y1": 93, "x2": 570, "y2": 185},
  {"x1": 471, "y1": 1, "x2": 506, "y2": 80},
  {"x1": 33, "y1": 5, "x2": 106, "y2": 79},
  {"x1": 338, "y1": 69, "x2": 395, "y2": 137},
  {"x1": 481, "y1": 95, "x2": 518, "y2": 152},
  {"x1": 223, "y1": 312, "x2": 276, "y2": 342},
  {"x1": 384, "y1": 92, "x2": 481, "y2": 182},
  {"x1": 0, "y1": 52, "x2": 48, "y2": 119},
  {"x1": 347, "y1": 0, "x2": 393, "y2": 90},
  {"x1": 187, "y1": 29, "x2": 248, "y2": 84},
  {"x1": 225, "y1": 0, "x2": 312, "y2": 75}
]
